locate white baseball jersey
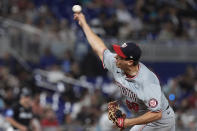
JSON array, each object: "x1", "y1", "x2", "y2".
[{"x1": 103, "y1": 49, "x2": 170, "y2": 117}]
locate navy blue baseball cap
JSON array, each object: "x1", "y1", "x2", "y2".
[{"x1": 112, "y1": 42, "x2": 141, "y2": 61}]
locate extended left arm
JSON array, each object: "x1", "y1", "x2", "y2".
[{"x1": 124, "y1": 111, "x2": 162, "y2": 127}]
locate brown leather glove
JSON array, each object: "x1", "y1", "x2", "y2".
[{"x1": 108, "y1": 101, "x2": 126, "y2": 130}]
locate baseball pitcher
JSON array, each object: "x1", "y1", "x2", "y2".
[{"x1": 73, "y1": 12, "x2": 175, "y2": 131}]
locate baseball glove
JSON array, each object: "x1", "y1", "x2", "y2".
[{"x1": 108, "y1": 101, "x2": 126, "y2": 130}]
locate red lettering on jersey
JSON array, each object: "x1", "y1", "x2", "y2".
[
  {"x1": 126, "y1": 100, "x2": 139, "y2": 112},
  {"x1": 115, "y1": 81, "x2": 137, "y2": 101}
]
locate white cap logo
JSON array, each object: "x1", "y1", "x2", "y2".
[{"x1": 121, "y1": 43, "x2": 127, "y2": 48}]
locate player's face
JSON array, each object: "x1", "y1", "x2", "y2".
[
  {"x1": 22, "y1": 96, "x2": 32, "y2": 108},
  {"x1": 114, "y1": 55, "x2": 130, "y2": 71}
]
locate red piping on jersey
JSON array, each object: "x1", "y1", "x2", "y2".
[
  {"x1": 101, "y1": 49, "x2": 107, "y2": 69},
  {"x1": 112, "y1": 44, "x2": 127, "y2": 58},
  {"x1": 139, "y1": 125, "x2": 146, "y2": 131},
  {"x1": 126, "y1": 73, "x2": 135, "y2": 78},
  {"x1": 125, "y1": 64, "x2": 140, "y2": 80}
]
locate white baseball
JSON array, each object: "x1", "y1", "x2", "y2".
[{"x1": 72, "y1": 5, "x2": 82, "y2": 13}]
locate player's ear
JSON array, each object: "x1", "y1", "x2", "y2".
[{"x1": 128, "y1": 60, "x2": 134, "y2": 66}]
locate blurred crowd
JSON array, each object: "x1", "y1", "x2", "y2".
[
  {"x1": 0, "y1": 48, "x2": 196, "y2": 131},
  {"x1": 0, "y1": 0, "x2": 197, "y2": 131},
  {"x1": 0, "y1": 0, "x2": 197, "y2": 43},
  {"x1": 0, "y1": 0, "x2": 197, "y2": 61},
  {"x1": 163, "y1": 65, "x2": 197, "y2": 131},
  {"x1": 0, "y1": 49, "x2": 115, "y2": 130},
  {"x1": 0, "y1": 0, "x2": 196, "y2": 62}
]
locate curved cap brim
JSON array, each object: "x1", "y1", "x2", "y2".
[{"x1": 112, "y1": 44, "x2": 127, "y2": 58}]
